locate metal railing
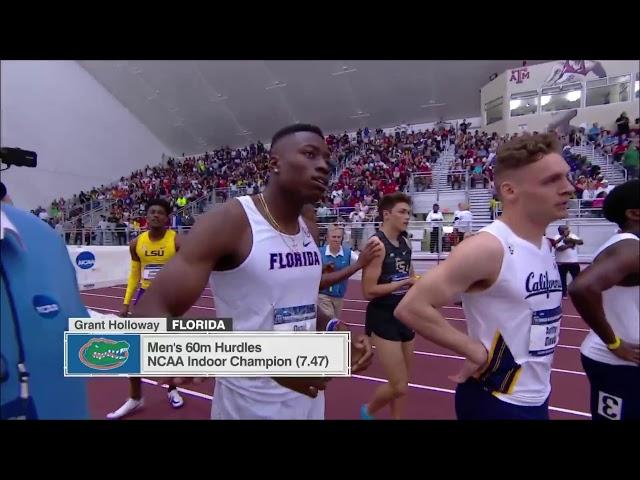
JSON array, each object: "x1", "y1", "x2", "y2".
[
  {"x1": 317, "y1": 207, "x2": 378, "y2": 223},
  {"x1": 173, "y1": 191, "x2": 215, "y2": 218},
  {"x1": 493, "y1": 198, "x2": 610, "y2": 219},
  {"x1": 603, "y1": 153, "x2": 629, "y2": 182},
  {"x1": 57, "y1": 215, "x2": 617, "y2": 263},
  {"x1": 410, "y1": 170, "x2": 480, "y2": 197},
  {"x1": 574, "y1": 141, "x2": 630, "y2": 182}
]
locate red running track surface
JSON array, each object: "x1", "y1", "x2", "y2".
[{"x1": 81, "y1": 279, "x2": 592, "y2": 420}]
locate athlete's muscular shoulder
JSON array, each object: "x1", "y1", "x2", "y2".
[
  {"x1": 431, "y1": 231, "x2": 503, "y2": 294},
  {"x1": 181, "y1": 199, "x2": 250, "y2": 269},
  {"x1": 128, "y1": 236, "x2": 140, "y2": 261}
]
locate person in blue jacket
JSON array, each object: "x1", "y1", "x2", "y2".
[
  {"x1": 318, "y1": 224, "x2": 379, "y2": 320},
  {"x1": 1, "y1": 184, "x2": 89, "y2": 419}
]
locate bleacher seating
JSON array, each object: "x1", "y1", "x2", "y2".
[{"x1": 41, "y1": 111, "x2": 637, "y2": 245}]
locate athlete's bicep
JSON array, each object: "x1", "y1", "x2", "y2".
[
  {"x1": 362, "y1": 247, "x2": 384, "y2": 299},
  {"x1": 570, "y1": 240, "x2": 639, "y2": 294},
  {"x1": 129, "y1": 238, "x2": 140, "y2": 262},
  {"x1": 406, "y1": 233, "x2": 502, "y2": 307},
  {"x1": 133, "y1": 206, "x2": 240, "y2": 317}
]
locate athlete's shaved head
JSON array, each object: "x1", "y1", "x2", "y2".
[
  {"x1": 603, "y1": 179, "x2": 640, "y2": 230},
  {"x1": 270, "y1": 124, "x2": 325, "y2": 152},
  {"x1": 268, "y1": 124, "x2": 332, "y2": 204}
]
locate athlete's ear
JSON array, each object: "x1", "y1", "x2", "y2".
[
  {"x1": 497, "y1": 178, "x2": 516, "y2": 203},
  {"x1": 269, "y1": 152, "x2": 280, "y2": 174},
  {"x1": 626, "y1": 208, "x2": 640, "y2": 222}
]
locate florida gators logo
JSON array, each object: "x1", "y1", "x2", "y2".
[{"x1": 79, "y1": 338, "x2": 130, "y2": 370}]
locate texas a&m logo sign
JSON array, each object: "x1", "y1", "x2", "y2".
[{"x1": 510, "y1": 67, "x2": 530, "y2": 84}]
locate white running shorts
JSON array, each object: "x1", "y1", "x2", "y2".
[{"x1": 211, "y1": 382, "x2": 325, "y2": 420}]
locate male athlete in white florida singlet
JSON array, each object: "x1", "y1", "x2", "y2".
[{"x1": 131, "y1": 124, "x2": 373, "y2": 420}]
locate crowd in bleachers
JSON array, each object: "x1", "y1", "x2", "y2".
[
  {"x1": 581, "y1": 113, "x2": 639, "y2": 180},
  {"x1": 320, "y1": 126, "x2": 449, "y2": 221},
  {"x1": 33, "y1": 111, "x2": 639, "y2": 243}
]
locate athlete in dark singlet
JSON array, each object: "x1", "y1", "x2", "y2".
[{"x1": 360, "y1": 192, "x2": 417, "y2": 419}]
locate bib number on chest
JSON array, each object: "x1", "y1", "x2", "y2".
[
  {"x1": 390, "y1": 272, "x2": 410, "y2": 296},
  {"x1": 273, "y1": 304, "x2": 316, "y2": 332},
  {"x1": 142, "y1": 264, "x2": 163, "y2": 280},
  {"x1": 529, "y1": 306, "x2": 562, "y2": 357}
]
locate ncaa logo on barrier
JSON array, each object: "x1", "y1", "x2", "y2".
[
  {"x1": 76, "y1": 251, "x2": 96, "y2": 270},
  {"x1": 32, "y1": 295, "x2": 60, "y2": 319}
]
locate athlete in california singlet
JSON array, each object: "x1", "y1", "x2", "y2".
[
  {"x1": 459, "y1": 220, "x2": 563, "y2": 412},
  {"x1": 394, "y1": 133, "x2": 575, "y2": 420}
]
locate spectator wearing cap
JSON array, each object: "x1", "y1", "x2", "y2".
[{"x1": 596, "y1": 180, "x2": 614, "y2": 197}]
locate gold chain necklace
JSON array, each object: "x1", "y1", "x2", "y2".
[{"x1": 257, "y1": 193, "x2": 300, "y2": 253}]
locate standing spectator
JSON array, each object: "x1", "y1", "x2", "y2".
[
  {"x1": 623, "y1": 143, "x2": 639, "y2": 179},
  {"x1": 97, "y1": 215, "x2": 109, "y2": 245},
  {"x1": 318, "y1": 225, "x2": 352, "y2": 319},
  {"x1": 453, "y1": 202, "x2": 473, "y2": 243},
  {"x1": 181, "y1": 211, "x2": 194, "y2": 233},
  {"x1": 115, "y1": 217, "x2": 128, "y2": 246},
  {"x1": 170, "y1": 211, "x2": 182, "y2": 232},
  {"x1": 107, "y1": 210, "x2": 119, "y2": 244},
  {"x1": 74, "y1": 217, "x2": 84, "y2": 246},
  {"x1": 426, "y1": 203, "x2": 444, "y2": 253},
  {"x1": 349, "y1": 204, "x2": 365, "y2": 251},
  {"x1": 615, "y1": 112, "x2": 630, "y2": 136},
  {"x1": 553, "y1": 225, "x2": 584, "y2": 298},
  {"x1": 317, "y1": 203, "x2": 330, "y2": 225}
]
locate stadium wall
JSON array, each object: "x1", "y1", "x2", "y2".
[
  {"x1": 66, "y1": 220, "x2": 618, "y2": 291},
  {"x1": 481, "y1": 59, "x2": 639, "y2": 136},
  {"x1": 1, "y1": 60, "x2": 175, "y2": 210}
]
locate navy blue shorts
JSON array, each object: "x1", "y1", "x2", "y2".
[
  {"x1": 581, "y1": 354, "x2": 640, "y2": 421},
  {"x1": 455, "y1": 378, "x2": 549, "y2": 420}
]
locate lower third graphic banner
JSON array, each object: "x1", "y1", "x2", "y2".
[{"x1": 64, "y1": 332, "x2": 350, "y2": 377}]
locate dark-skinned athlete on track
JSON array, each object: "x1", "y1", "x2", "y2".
[
  {"x1": 569, "y1": 179, "x2": 640, "y2": 421},
  {"x1": 107, "y1": 199, "x2": 185, "y2": 419},
  {"x1": 132, "y1": 124, "x2": 375, "y2": 419}
]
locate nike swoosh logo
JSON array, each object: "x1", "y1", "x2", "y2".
[{"x1": 303, "y1": 241, "x2": 312, "y2": 247}]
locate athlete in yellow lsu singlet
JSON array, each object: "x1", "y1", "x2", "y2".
[{"x1": 107, "y1": 199, "x2": 184, "y2": 419}]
